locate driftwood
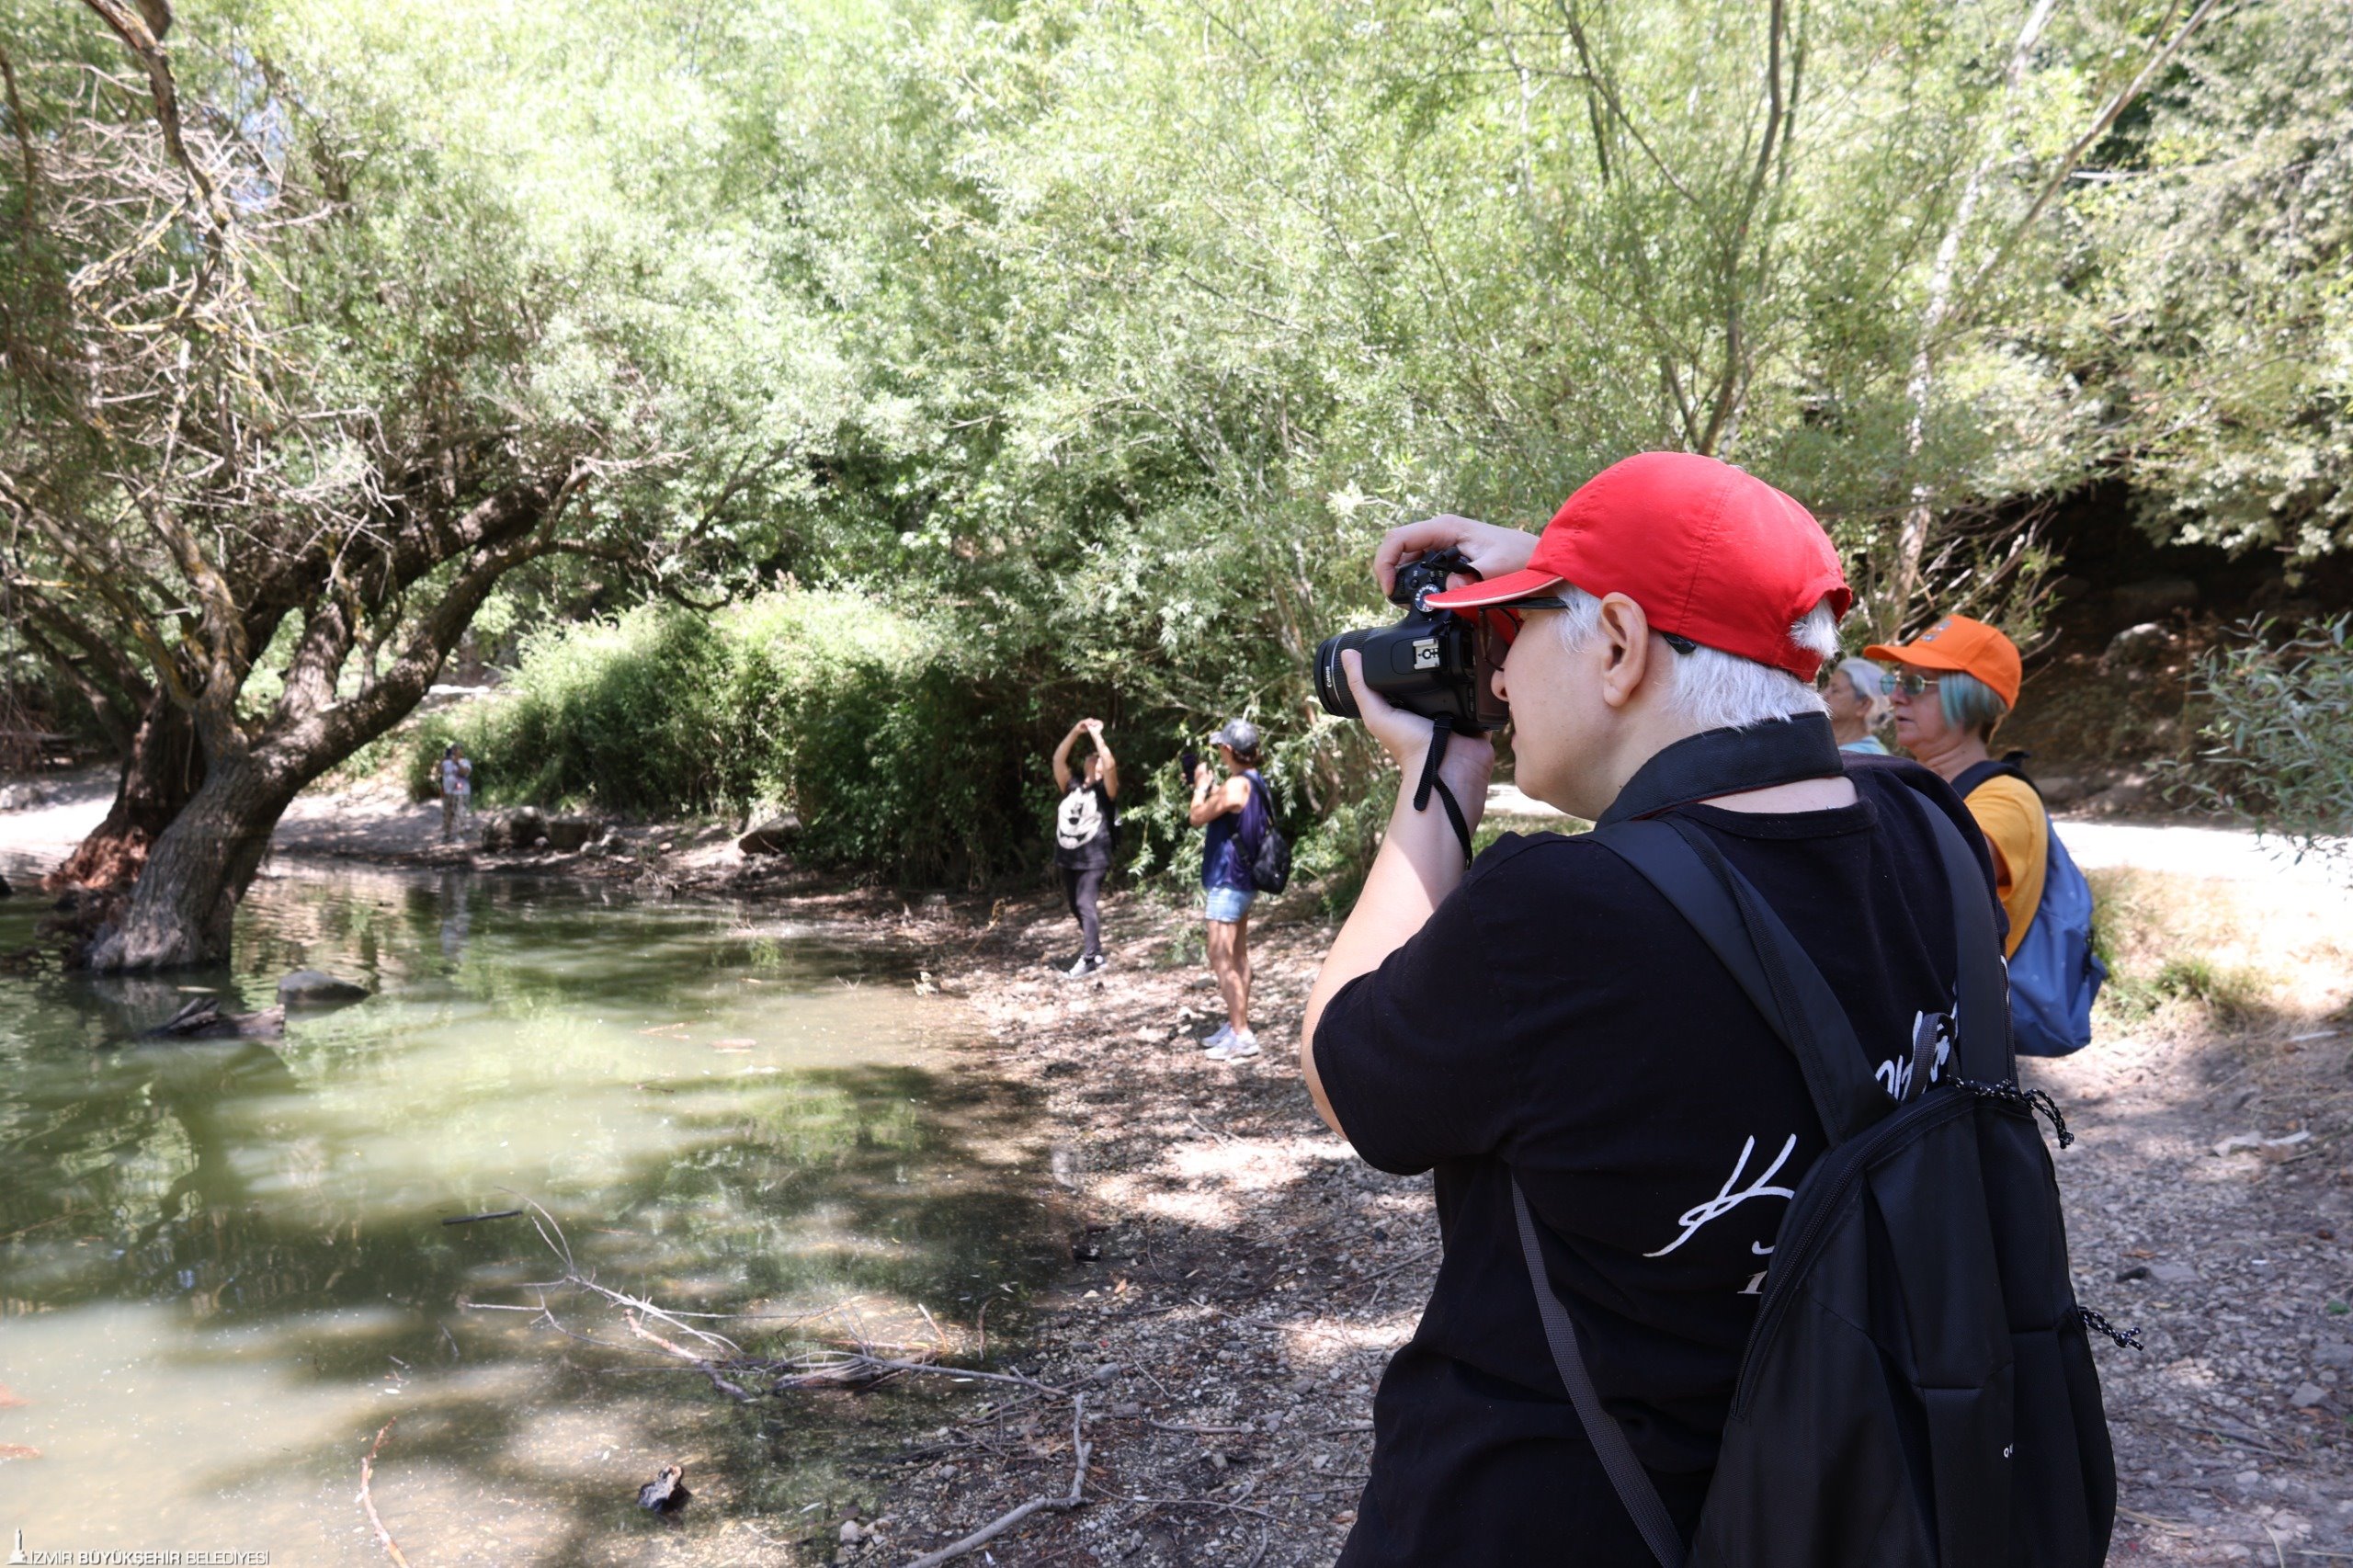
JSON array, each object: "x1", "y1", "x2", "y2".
[
  {"x1": 461, "y1": 1198, "x2": 1119, "y2": 1564},
  {"x1": 897, "y1": 1395, "x2": 1091, "y2": 1568},
  {"x1": 357, "y1": 1420, "x2": 413, "y2": 1568},
  {"x1": 142, "y1": 995, "x2": 285, "y2": 1039},
  {"x1": 461, "y1": 1200, "x2": 1070, "y2": 1405}
]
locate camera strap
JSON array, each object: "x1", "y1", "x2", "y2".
[{"x1": 1412, "y1": 715, "x2": 1475, "y2": 865}]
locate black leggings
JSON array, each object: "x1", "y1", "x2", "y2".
[{"x1": 1061, "y1": 864, "x2": 1108, "y2": 959}]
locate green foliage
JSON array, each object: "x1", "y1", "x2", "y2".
[
  {"x1": 424, "y1": 591, "x2": 1066, "y2": 884},
  {"x1": 2067, "y1": 0, "x2": 2353, "y2": 561},
  {"x1": 2182, "y1": 616, "x2": 2353, "y2": 860},
  {"x1": 9, "y1": 0, "x2": 2347, "y2": 907}
]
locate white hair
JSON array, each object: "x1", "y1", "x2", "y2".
[
  {"x1": 1834, "y1": 655, "x2": 1893, "y2": 727},
  {"x1": 1552, "y1": 587, "x2": 1839, "y2": 731}
]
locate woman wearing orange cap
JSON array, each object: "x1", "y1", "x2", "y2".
[{"x1": 1864, "y1": 616, "x2": 2043, "y2": 955}]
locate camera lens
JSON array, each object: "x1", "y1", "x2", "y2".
[{"x1": 1313, "y1": 631, "x2": 1367, "y2": 719}]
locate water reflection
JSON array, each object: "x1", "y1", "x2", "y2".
[{"x1": 0, "y1": 859, "x2": 1059, "y2": 1564}]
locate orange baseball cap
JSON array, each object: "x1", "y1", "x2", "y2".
[{"x1": 1862, "y1": 615, "x2": 2021, "y2": 708}]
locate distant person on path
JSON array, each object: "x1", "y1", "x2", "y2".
[
  {"x1": 1189, "y1": 718, "x2": 1267, "y2": 1062},
  {"x1": 1867, "y1": 616, "x2": 2042, "y2": 955},
  {"x1": 1051, "y1": 716, "x2": 1120, "y2": 978},
  {"x1": 1824, "y1": 656, "x2": 1892, "y2": 754},
  {"x1": 438, "y1": 742, "x2": 473, "y2": 844}
]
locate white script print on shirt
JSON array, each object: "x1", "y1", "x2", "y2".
[
  {"x1": 1873, "y1": 1008, "x2": 1954, "y2": 1102},
  {"x1": 1645, "y1": 1133, "x2": 1798, "y2": 1262},
  {"x1": 1660, "y1": 1006, "x2": 1960, "y2": 1295}
]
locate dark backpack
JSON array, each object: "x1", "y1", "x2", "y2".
[
  {"x1": 1241, "y1": 770, "x2": 1292, "y2": 894},
  {"x1": 1955, "y1": 757, "x2": 2107, "y2": 1058},
  {"x1": 1513, "y1": 793, "x2": 2119, "y2": 1568}
]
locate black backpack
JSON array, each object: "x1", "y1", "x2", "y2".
[
  {"x1": 1513, "y1": 794, "x2": 2120, "y2": 1567},
  {"x1": 1243, "y1": 770, "x2": 1292, "y2": 894}
]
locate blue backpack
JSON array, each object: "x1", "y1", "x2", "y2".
[{"x1": 1958, "y1": 759, "x2": 2107, "y2": 1057}]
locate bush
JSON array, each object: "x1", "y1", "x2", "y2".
[
  {"x1": 421, "y1": 591, "x2": 1061, "y2": 884},
  {"x1": 2183, "y1": 615, "x2": 2353, "y2": 861}
]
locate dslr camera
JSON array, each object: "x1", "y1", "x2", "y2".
[{"x1": 1313, "y1": 549, "x2": 1508, "y2": 731}]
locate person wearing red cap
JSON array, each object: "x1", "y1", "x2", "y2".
[
  {"x1": 1296, "y1": 453, "x2": 2008, "y2": 1565},
  {"x1": 1864, "y1": 615, "x2": 2046, "y2": 957}
]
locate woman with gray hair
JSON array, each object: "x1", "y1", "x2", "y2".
[{"x1": 1823, "y1": 656, "x2": 1891, "y2": 754}]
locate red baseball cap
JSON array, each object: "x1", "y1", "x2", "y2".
[{"x1": 1426, "y1": 451, "x2": 1852, "y2": 681}]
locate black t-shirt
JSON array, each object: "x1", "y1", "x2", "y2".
[
  {"x1": 1052, "y1": 778, "x2": 1116, "y2": 870},
  {"x1": 1313, "y1": 756, "x2": 1994, "y2": 1566}
]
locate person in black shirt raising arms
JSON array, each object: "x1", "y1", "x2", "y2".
[
  {"x1": 1051, "y1": 717, "x2": 1119, "y2": 978},
  {"x1": 1300, "y1": 453, "x2": 2002, "y2": 1565}
]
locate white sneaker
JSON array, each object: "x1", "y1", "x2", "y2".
[
  {"x1": 1205, "y1": 1030, "x2": 1259, "y2": 1062},
  {"x1": 1201, "y1": 1024, "x2": 1234, "y2": 1051}
]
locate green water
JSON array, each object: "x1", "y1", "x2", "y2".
[{"x1": 0, "y1": 858, "x2": 1061, "y2": 1565}]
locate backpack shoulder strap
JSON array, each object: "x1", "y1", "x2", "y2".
[
  {"x1": 1511, "y1": 1181, "x2": 1688, "y2": 1568},
  {"x1": 1915, "y1": 793, "x2": 2016, "y2": 1081},
  {"x1": 1952, "y1": 758, "x2": 2029, "y2": 799},
  {"x1": 1876, "y1": 767, "x2": 2018, "y2": 1081},
  {"x1": 1589, "y1": 819, "x2": 1887, "y2": 1146}
]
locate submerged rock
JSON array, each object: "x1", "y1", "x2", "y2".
[
  {"x1": 278, "y1": 969, "x2": 370, "y2": 1008},
  {"x1": 142, "y1": 996, "x2": 286, "y2": 1040}
]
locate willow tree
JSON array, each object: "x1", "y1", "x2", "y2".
[{"x1": 0, "y1": 0, "x2": 817, "y2": 968}]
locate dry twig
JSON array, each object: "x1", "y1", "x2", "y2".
[
  {"x1": 357, "y1": 1420, "x2": 413, "y2": 1568},
  {"x1": 896, "y1": 1395, "x2": 1092, "y2": 1568}
]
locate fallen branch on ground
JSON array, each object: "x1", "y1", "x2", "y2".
[
  {"x1": 897, "y1": 1395, "x2": 1091, "y2": 1568},
  {"x1": 462, "y1": 1198, "x2": 1069, "y2": 1401},
  {"x1": 358, "y1": 1420, "x2": 413, "y2": 1568}
]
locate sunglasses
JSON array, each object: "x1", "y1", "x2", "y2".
[{"x1": 1888, "y1": 670, "x2": 1943, "y2": 696}]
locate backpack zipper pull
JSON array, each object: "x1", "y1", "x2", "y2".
[
  {"x1": 2077, "y1": 1303, "x2": 2143, "y2": 1350},
  {"x1": 1956, "y1": 1078, "x2": 2074, "y2": 1149}
]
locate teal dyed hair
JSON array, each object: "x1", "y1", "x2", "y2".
[{"x1": 1939, "y1": 669, "x2": 2011, "y2": 736}]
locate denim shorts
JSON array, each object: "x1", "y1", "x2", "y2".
[{"x1": 1203, "y1": 883, "x2": 1256, "y2": 924}]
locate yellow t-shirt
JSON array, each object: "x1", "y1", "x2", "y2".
[{"x1": 1965, "y1": 775, "x2": 2049, "y2": 958}]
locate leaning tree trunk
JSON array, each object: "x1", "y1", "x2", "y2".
[
  {"x1": 51, "y1": 695, "x2": 204, "y2": 892},
  {"x1": 81, "y1": 756, "x2": 296, "y2": 971}
]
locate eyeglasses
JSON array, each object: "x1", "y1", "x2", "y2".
[
  {"x1": 1888, "y1": 670, "x2": 1943, "y2": 697},
  {"x1": 1472, "y1": 598, "x2": 1695, "y2": 655}
]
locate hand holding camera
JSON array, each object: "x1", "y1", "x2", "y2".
[{"x1": 1371, "y1": 515, "x2": 1537, "y2": 597}]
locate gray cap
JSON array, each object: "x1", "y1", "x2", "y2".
[{"x1": 1211, "y1": 718, "x2": 1260, "y2": 754}]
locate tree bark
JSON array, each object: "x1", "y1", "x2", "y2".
[
  {"x1": 81, "y1": 753, "x2": 293, "y2": 971},
  {"x1": 50, "y1": 693, "x2": 202, "y2": 892}
]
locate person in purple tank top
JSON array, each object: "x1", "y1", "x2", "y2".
[{"x1": 1188, "y1": 718, "x2": 1267, "y2": 1061}]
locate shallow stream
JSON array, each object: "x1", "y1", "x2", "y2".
[{"x1": 0, "y1": 857, "x2": 1060, "y2": 1564}]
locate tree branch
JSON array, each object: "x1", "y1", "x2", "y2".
[
  {"x1": 74, "y1": 0, "x2": 220, "y2": 225},
  {"x1": 1951, "y1": 0, "x2": 2223, "y2": 329},
  {"x1": 0, "y1": 44, "x2": 36, "y2": 228}
]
